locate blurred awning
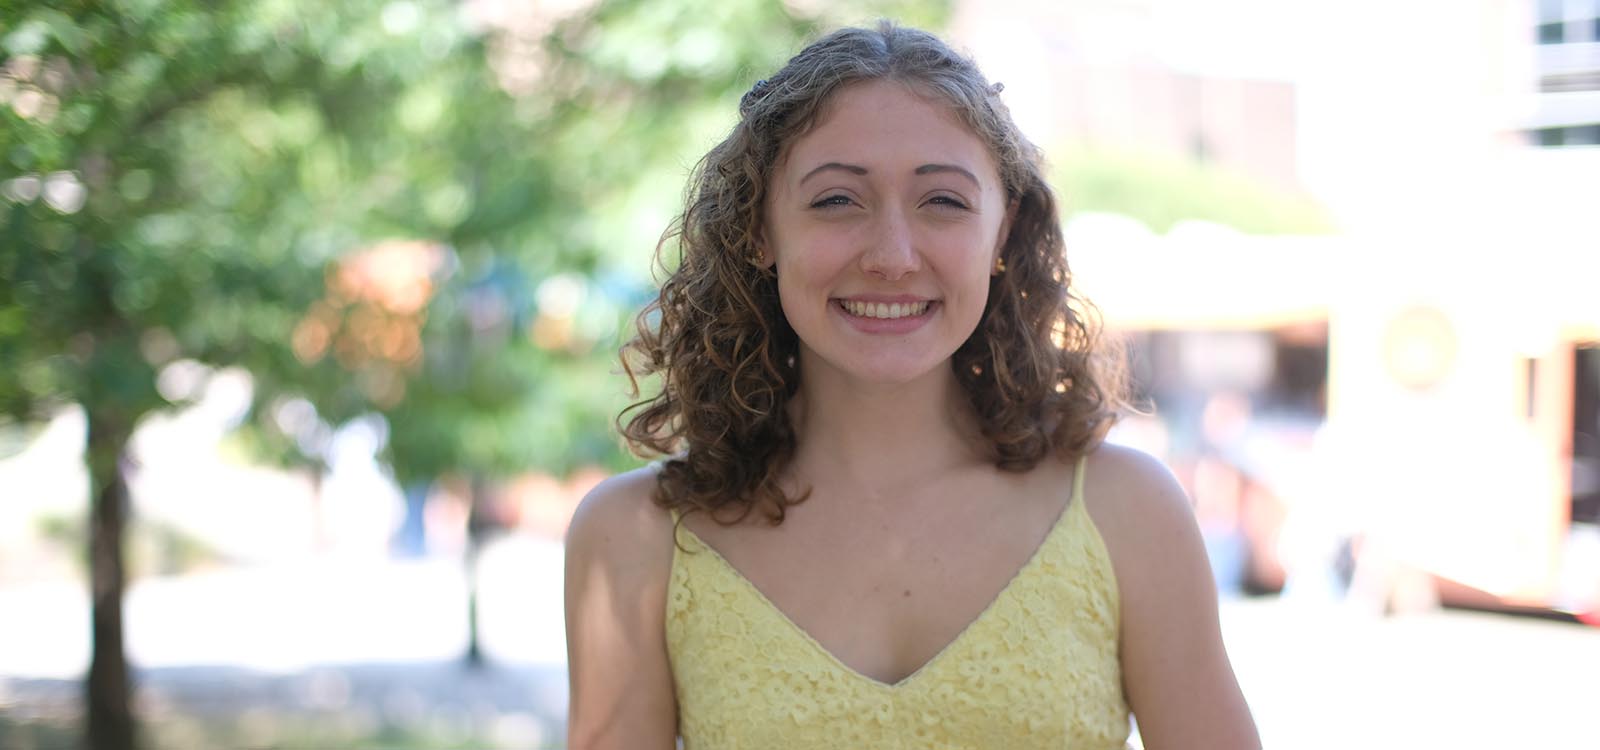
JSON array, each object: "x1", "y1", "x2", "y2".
[{"x1": 1066, "y1": 214, "x2": 1343, "y2": 330}]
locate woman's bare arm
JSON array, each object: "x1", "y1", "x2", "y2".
[
  {"x1": 564, "y1": 467, "x2": 679, "y2": 749},
  {"x1": 1084, "y1": 445, "x2": 1261, "y2": 750}
]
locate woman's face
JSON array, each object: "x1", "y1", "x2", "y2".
[{"x1": 762, "y1": 79, "x2": 1012, "y2": 387}]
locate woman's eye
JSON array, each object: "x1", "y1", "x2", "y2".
[
  {"x1": 928, "y1": 195, "x2": 970, "y2": 210},
  {"x1": 810, "y1": 195, "x2": 854, "y2": 209}
]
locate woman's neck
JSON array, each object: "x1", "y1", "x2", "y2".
[{"x1": 787, "y1": 359, "x2": 988, "y2": 499}]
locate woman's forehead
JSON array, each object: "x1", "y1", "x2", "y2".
[{"x1": 777, "y1": 79, "x2": 1000, "y2": 185}]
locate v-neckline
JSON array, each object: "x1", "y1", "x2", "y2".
[{"x1": 674, "y1": 471, "x2": 1084, "y2": 691}]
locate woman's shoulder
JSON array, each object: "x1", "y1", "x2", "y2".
[
  {"x1": 1073, "y1": 447, "x2": 1260, "y2": 748},
  {"x1": 563, "y1": 465, "x2": 682, "y2": 745},
  {"x1": 1080, "y1": 441, "x2": 1185, "y2": 501},
  {"x1": 1077, "y1": 442, "x2": 1200, "y2": 574},
  {"x1": 565, "y1": 465, "x2": 677, "y2": 591}
]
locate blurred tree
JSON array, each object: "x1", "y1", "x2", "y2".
[
  {"x1": 1, "y1": 1, "x2": 948, "y2": 747},
  {"x1": 1, "y1": 4, "x2": 473, "y2": 746},
  {"x1": 1051, "y1": 145, "x2": 1333, "y2": 234}
]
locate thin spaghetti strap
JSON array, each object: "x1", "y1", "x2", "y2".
[
  {"x1": 1072, "y1": 453, "x2": 1088, "y2": 507},
  {"x1": 667, "y1": 506, "x2": 695, "y2": 552}
]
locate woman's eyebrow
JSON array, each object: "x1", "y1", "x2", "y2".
[
  {"x1": 799, "y1": 162, "x2": 868, "y2": 185},
  {"x1": 798, "y1": 161, "x2": 980, "y2": 187},
  {"x1": 914, "y1": 163, "x2": 979, "y2": 187}
]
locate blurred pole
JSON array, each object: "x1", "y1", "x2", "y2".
[
  {"x1": 85, "y1": 411, "x2": 136, "y2": 750},
  {"x1": 310, "y1": 469, "x2": 328, "y2": 554}
]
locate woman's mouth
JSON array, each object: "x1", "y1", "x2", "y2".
[{"x1": 837, "y1": 299, "x2": 933, "y2": 319}]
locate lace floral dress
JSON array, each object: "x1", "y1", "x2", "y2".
[{"x1": 665, "y1": 456, "x2": 1130, "y2": 748}]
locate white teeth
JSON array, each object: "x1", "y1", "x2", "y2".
[{"x1": 842, "y1": 300, "x2": 929, "y2": 319}]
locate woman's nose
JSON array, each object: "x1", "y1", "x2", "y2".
[{"x1": 859, "y1": 207, "x2": 920, "y2": 280}]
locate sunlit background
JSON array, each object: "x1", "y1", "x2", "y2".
[{"x1": 2, "y1": 0, "x2": 1597, "y2": 748}]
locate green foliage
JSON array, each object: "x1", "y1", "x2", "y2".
[
  {"x1": 3, "y1": 0, "x2": 492, "y2": 430},
  {"x1": 1050, "y1": 145, "x2": 1334, "y2": 235},
  {"x1": 1, "y1": 0, "x2": 951, "y2": 484}
]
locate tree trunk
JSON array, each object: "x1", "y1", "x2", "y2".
[
  {"x1": 464, "y1": 475, "x2": 491, "y2": 668},
  {"x1": 85, "y1": 411, "x2": 136, "y2": 750}
]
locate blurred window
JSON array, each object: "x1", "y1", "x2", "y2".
[
  {"x1": 1569, "y1": 124, "x2": 1600, "y2": 144},
  {"x1": 1538, "y1": 0, "x2": 1600, "y2": 43},
  {"x1": 1574, "y1": 345, "x2": 1600, "y2": 525},
  {"x1": 1532, "y1": 124, "x2": 1600, "y2": 146}
]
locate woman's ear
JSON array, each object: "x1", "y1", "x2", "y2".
[
  {"x1": 751, "y1": 237, "x2": 773, "y2": 269},
  {"x1": 751, "y1": 217, "x2": 775, "y2": 269}
]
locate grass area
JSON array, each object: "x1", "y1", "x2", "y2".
[{"x1": 0, "y1": 714, "x2": 79, "y2": 750}]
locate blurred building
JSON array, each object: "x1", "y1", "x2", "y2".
[
  {"x1": 951, "y1": 0, "x2": 1302, "y2": 188},
  {"x1": 1530, "y1": 0, "x2": 1600, "y2": 144},
  {"x1": 954, "y1": 0, "x2": 1600, "y2": 616}
]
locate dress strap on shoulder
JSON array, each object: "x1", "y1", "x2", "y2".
[
  {"x1": 668, "y1": 507, "x2": 685, "y2": 542},
  {"x1": 667, "y1": 506, "x2": 697, "y2": 552},
  {"x1": 1072, "y1": 453, "x2": 1088, "y2": 506}
]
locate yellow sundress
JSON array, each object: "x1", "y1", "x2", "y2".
[{"x1": 665, "y1": 455, "x2": 1130, "y2": 748}]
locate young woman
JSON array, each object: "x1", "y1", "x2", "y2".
[{"x1": 564, "y1": 21, "x2": 1259, "y2": 749}]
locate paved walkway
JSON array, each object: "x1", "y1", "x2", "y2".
[
  {"x1": 1220, "y1": 598, "x2": 1597, "y2": 749},
  {"x1": 4, "y1": 660, "x2": 568, "y2": 749}
]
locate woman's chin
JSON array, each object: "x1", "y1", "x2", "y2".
[{"x1": 802, "y1": 355, "x2": 955, "y2": 390}]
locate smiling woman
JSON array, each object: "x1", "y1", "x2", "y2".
[{"x1": 563, "y1": 20, "x2": 1260, "y2": 750}]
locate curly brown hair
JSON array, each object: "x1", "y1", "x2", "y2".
[{"x1": 619, "y1": 20, "x2": 1126, "y2": 524}]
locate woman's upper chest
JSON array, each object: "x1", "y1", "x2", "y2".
[{"x1": 679, "y1": 464, "x2": 1074, "y2": 684}]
